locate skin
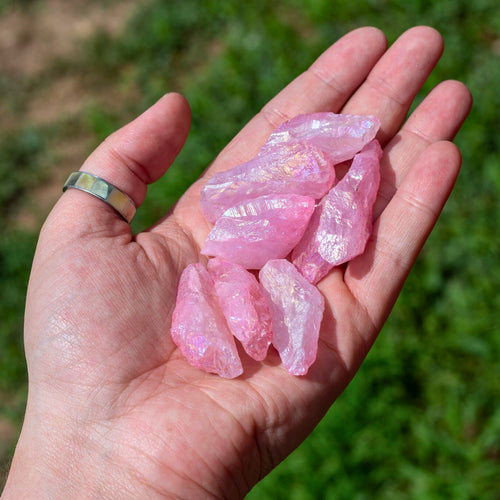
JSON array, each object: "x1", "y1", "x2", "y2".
[{"x1": 2, "y1": 26, "x2": 472, "y2": 499}]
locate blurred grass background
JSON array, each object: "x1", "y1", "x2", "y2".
[{"x1": 1, "y1": 0, "x2": 499, "y2": 497}]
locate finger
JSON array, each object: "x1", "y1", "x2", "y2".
[
  {"x1": 342, "y1": 26, "x2": 444, "y2": 144},
  {"x1": 345, "y1": 141, "x2": 462, "y2": 335},
  {"x1": 51, "y1": 93, "x2": 191, "y2": 236},
  {"x1": 201, "y1": 27, "x2": 388, "y2": 175},
  {"x1": 374, "y1": 80, "x2": 472, "y2": 218}
]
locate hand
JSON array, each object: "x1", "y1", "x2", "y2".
[{"x1": 3, "y1": 26, "x2": 471, "y2": 499}]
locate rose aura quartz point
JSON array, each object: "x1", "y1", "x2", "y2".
[
  {"x1": 201, "y1": 143, "x2": 333, "y2": 223},
  {"x1": 201, "y1": 194, "x2": 315, "y2": 269},
  {"x1": 261, "y1": 112, "x2": 380, "y2": 165},
  {"x1": 207, "y1": 257, "x2": 272, "y2": 361},
  {"x1": 292, "y1": 140, "x2": 383, "y2": 284},
  {"x1": 259, "y1": 259, "x2": 325, "y2": 376},
  {"x1": 170, "y1": 263, "x2": 243, "y2": 378}
]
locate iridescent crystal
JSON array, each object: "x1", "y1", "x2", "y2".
[
  {"x1": 201, "y1": 143, "x2": 333, "y2": 223},
  {"x1": 201, "y1": 194, "x2": 315, "y2": 269},
  {"x1": 261, "y1": 112, "x2": 380, "y2": 164},
  {"x1": 170, "y1": 263, "x2": 243, "y2": 378},
  {"x1": 208, "y1": 257, "x2": 272, "y2": 361},
  {"x1": 292, "y1": 140, "x2": 382, "y2": 284},
  {"x1": 173, "y1": 113, "x2": 382, "y2": 379},
  {"x1": 259, "y1": 259, "x2": 325, "y2": 376}
]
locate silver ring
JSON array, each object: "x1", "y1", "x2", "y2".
[{"x1": 63, "y1": 171, "x2": 137, "y2": 223}]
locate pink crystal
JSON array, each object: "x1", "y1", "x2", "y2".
[
  {"x1": 207, "y1": 257, "x2": 272, "y2": 361},
  {"x1": 259, "y1": 259, "x2": 325, "y2": 376},
  {"x1": 170, "y1": 263, "x2": 243, "y2": 378},
  {"x1": 201, "y1": 194, "x2": 315, "y2": 269},
  {"x1": 292, "y1": 140, "x2": 383, "y2": 284},
  {"x1": 201, "y1": 143, "x2": 334, "y2": 223},
  {"x1": 262, "y1": 113, "x2": 380, "y2": 165}
]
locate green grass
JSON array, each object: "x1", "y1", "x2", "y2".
[
  {"x1": 1, "y1": 0, "x2": 500, "y2": 497},
  {"x1": 0, "y1": 128, "x2": 48, "y2": 225}
]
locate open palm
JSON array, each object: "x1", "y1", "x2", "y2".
[{"x1": 4, "y1": 27, "x2": 471, "y2": 499}]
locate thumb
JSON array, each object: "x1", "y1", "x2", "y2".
[{"x1": 44, "y1": 92, "x2": 191, "y2": 239}]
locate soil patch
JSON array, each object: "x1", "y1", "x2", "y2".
[
  {"x1": 0, "y1": 0, "x2": 139, "y2": 76},
  {"x1": 1, "y1": 0, "x2": 145, "y2": 230}
]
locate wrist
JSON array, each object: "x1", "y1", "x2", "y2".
[
  {"x1": 2, "y1": 405, "x2": 257, "y2": 500},
  {"x1": 2, "y1": 413, "x2": 100, "y2": 499}
]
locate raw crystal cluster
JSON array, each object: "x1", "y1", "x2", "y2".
[
  {"x1": 171, "y1": 112, "x2": 381, "y2": 378},
  {"x1": 261, "y1": 113, "x2": 380, "y2": 163},
  {"x1": 207, "y1": 257, "x2": 272, "y2": 361},
  {"x1": 170, "y1": 262, "x2": 243, "y2": 379},
  {"x1": 260, "y1": 259, "x2": 325, "y2": 375},
  {"x1": 201, "y1": 194, "x2": 315, "y2": 269},
  {"x1": 201, "y1": 143, "x2": 333, "y2": 223},
  {"x1": 292, "y1": 140, "x2": 383, "y2": 284}
]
